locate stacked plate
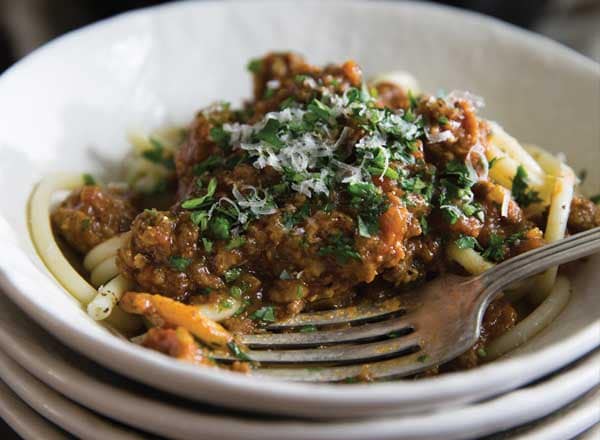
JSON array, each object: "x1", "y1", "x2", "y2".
[
  {"x1": 0, "y1": 291, "x2": 598, "y2": 440},
  {"x1": 0, "y1": 1, "x2": 599, "y2": 439}
]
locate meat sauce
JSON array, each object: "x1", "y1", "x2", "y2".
[{"x1": 51, "y1": 52, "x2": 600, "y2": 373}]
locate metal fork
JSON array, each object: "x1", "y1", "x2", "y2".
[{"x1": 216, "y1": 227, "x2": 600, "y2": 381}]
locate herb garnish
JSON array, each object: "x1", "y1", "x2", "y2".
[
  {"x1": 512, "y1": 165, "x2": 541, "y2": 207},
  {"x1": 181, "y1": 178, "x2": 217, "y2": 209},
  {"x1": 169, "y1": 256, "x2": 192, "y2": 272},
  {"x1": 318, "y1": 234, "x2": 362, "y2": 264},
  {"x1": 251, "y1": 306, "x2": 276, "y2": 322},
  {"x1": 224, "y1": 267, "x2": 242, "y2": 283},
  {"x1": 481, "y1": 234, "x2": 505, "y2": 262},
  {"x1": 227, "y1": 341, "x2": 251, "y2": 361},
  {"x1": 82, "y1": 173, "x2": 96, "y2": 186},
  {"x1": 455, "y1": 235, "x2": 482, "y2": 250}
]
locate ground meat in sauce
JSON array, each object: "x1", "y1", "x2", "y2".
[
  {"x1": 51, "y1": 185, "x2": 137, "y2": 254},
  {"x1": 568, "y1": 195, "x2": 600, "y2": 232},
  {"x1": 52, "y1": 51, "x2": 600, "y2": 375}
]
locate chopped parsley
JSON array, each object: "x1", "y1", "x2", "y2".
[
  {"x1": 193, "y1": 155, "x2": 223, "y2": 176},
  {"x1": 318, "y1": 234, "x2": 362, "y2": 264},
  {"x1": 229, "y1": 286, "x2": 243, "y2": 298},
  {"x1": 219, "y1": 297, "x2": 235, "y2": 310},
  {"x1": 417, "y1": 217, "x2": 428, "y2": 236},
  {"x1": 437, "y1": 115, "x2": 449, "y2": 125},
  {"x1": 512, "y1": 165, "x2": 541, "y2": 207},
  {"x1": 209, "y1": 216, "x2": 230, "y2": 241},
  {"x1": 209, "y1": 126, "x2": 231, "y2": 150},
  {"x1": 246, "y1": 58, "x2": 262, "y2": 74},
  {"x1": 279, "y1": 269, "x2": 293, "y2": 280},
  {"x1": 80, "y1": 218, "x2": 91, "y2": 231},
  {"x1": 488, "y1": 157, "x2": 500, "y2": 169},
  {"x1": 251, "y1": 306, "x2": 276, "y2": 322},
  {"x1": 440, "y1": 205, "x2": 462, "y2": 225},
  {"x1": 455, "y1": 235, "x2": 482, "y2": 250},
  {"x1": 227, "y1": 341, "x2": 251, "y2": 361},
  {"x1": 417, "y1": 354, "x2": 430, "y2": 363},
  {"x1": 255, "y1": 119, "x2": 284, "y2": 148},
  {"x1": 181, "y1": 178, "x2": 217, "y2": 209},
  {"x1": 282, "y1": 203, "x2": 310, "y2": 229},
  {"x1": 82, "y1": 173, "x2": 96, "y2": 186},
  {"x1": 202, "y1": 238, "x2": 213, "y2": 253},
  {"x1": 226, "y1": 236, "x2": 246, "y2": 251},
  {"x1": 169, "y1": 256, "x2": 192, "y2": 272},
  {"x1": 224, "y1": 267, "x2": 242, "y2": 283},
  {"x1": 141, "y1": 138, "x2": 175, "y2": 169},
  {"x1": 299, "y1": 325, "x2": 317, "y2": 333},
  {"x1": 481, "y1": 234, "x2": 505, "y2": 262},
  {"x1": 348, "y1": 182, "x2": 388, "y2": 237}
]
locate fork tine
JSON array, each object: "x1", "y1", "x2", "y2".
[
  {"x1": 254, "y1": 350, "x2": 435, "y2": 382},
  {"x1": 239, "y1": 315, "x2": 415, "y2": 348},
  {"x1": 265, "y1": 296, "x2": 414, "y2": 330},
  {"x1": 215, "y1": 334, "x2": 421, "y2": 364}
]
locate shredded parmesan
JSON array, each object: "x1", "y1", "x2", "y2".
[
  {"x1": 446, "y1": 90, "x2": 485, "y2": 109},
  {"x1": 466, "y1": 143, "x2": 489, "y2": 181}
]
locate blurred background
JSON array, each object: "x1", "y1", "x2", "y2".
[{"x1": 0, "y1": 0, "x2": 599, "y2": 75}]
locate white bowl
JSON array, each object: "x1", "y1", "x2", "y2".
[{"x1": 0, "y1": 0, "x2": 598, "y2": 418}]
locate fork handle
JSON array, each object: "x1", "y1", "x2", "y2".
[{"x1": 481, "y1": 226, "x2": 600, "y2": 297}]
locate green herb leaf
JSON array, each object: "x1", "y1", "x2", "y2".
[
  {"x1": 82, "y1": 173, "x2": 96, "y2": 186},
  {"x1": 210, "y1": 216, "x2": 230, "y2": 241},
  {"x1": 80, "y1": 218, "x2": 91, "y2": 231},
  {"x1": 482, "y1": 234, "x2": 505, "y2": 262},
  {"x1": 246, "y1": 58, "x2": 262, "y2": 74},
  {"x1": 191, "y1": 211, "x2": 210, "y2": 231},
  {"x1": 255, "y1": 118, "x2": 284, "y2": 148},
  {"x1": 279, "y1": 269, "x2": 293, "y2": 280},
  {"x1": 229, "y1": 286, "x2": 243, "y2": 298},
  {"x1": 193, "y1": 155, "x2": 223, "y2": 176},
  {"x1": 357, "y1": 216, "x2": 371, "y2": 237},
  {"x1": 224, "y1": 267, "x2": 242, "y2": 283},
  {"x1": 209, "y1": 126, "x2": 231, "y2": 150},
  {"x1": 488, "y1": 157, "x2": 500, "y2": 169},
  {"x1": 419, "y1": 216, "x2": 429, "y2": 235},
  {"x1": 512, "y1": 165, "x2": 541, "y2": 207},
  {"x1": 181, "y1": 178, "x2": 217, "y2": 209},
  {"x1": 279, "y1": 97, "x2": 297, "y2": 110},
  {"x1": 201, "y1": 237, "x2": 213, "y2": 253},
  {"x1": 226, "y1": 236, "x2": 246, "y2": 251},
  {"x1": 318, "y1": 234, "x2": 362, "y2": 264},
  {"x1": 227, "y1": 341, "x2": 251, "y2": 361},
  {"x1": 437, "y1": 116, "x2": 449, "y2": 125},
  {"x1": 590, "y1": 194, "x2": 600, "y2": 204},
  {"x1": 306, "y1": 98, "x2": 333, "y2": 123},
  {"x1": 251, "y1": 306, "x2": 276, "y2": 323},
  {"x1": 169, "y1": 256, "x2": 191, "y2": 272},
  {"x1": 417, "y1": 354, "x2": 430, "y2": 363},
  {"x1": 455, "y1": 235, "x2": 482, "y2": 250},
  {"x1": 299, "y1": 325, "x2": 317, "y2": 333},
  {"x1": 440, "y1": 205, "x2": 462, "y2": 225}
]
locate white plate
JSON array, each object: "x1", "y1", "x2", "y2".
[
  {"x1": 505, "y1": 388, "x2": 599, "y2": 440},
  {"x1": 0, "y1": 380, "x2": 69, "y2": 440},
  {"x1": 0, "y1": 0, "x2": 599, "y2": 418},
  {"x1": 0, "y1": 293, "x2": 598, "y2": 440},
  {"x1": 0, "y1": 351, "x2": 146, "y2": 440}
]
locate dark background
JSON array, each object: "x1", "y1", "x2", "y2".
[
  {"x1": 0, "y1": 0, "x2": 599, "y2": 74},
  {"x1": 0, "y1": 0, "x2": 598, "y2": 438}
]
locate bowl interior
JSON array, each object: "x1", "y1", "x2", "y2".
[{"x1": 0, "y1": 0, "x2": 598, "y2": 417}]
